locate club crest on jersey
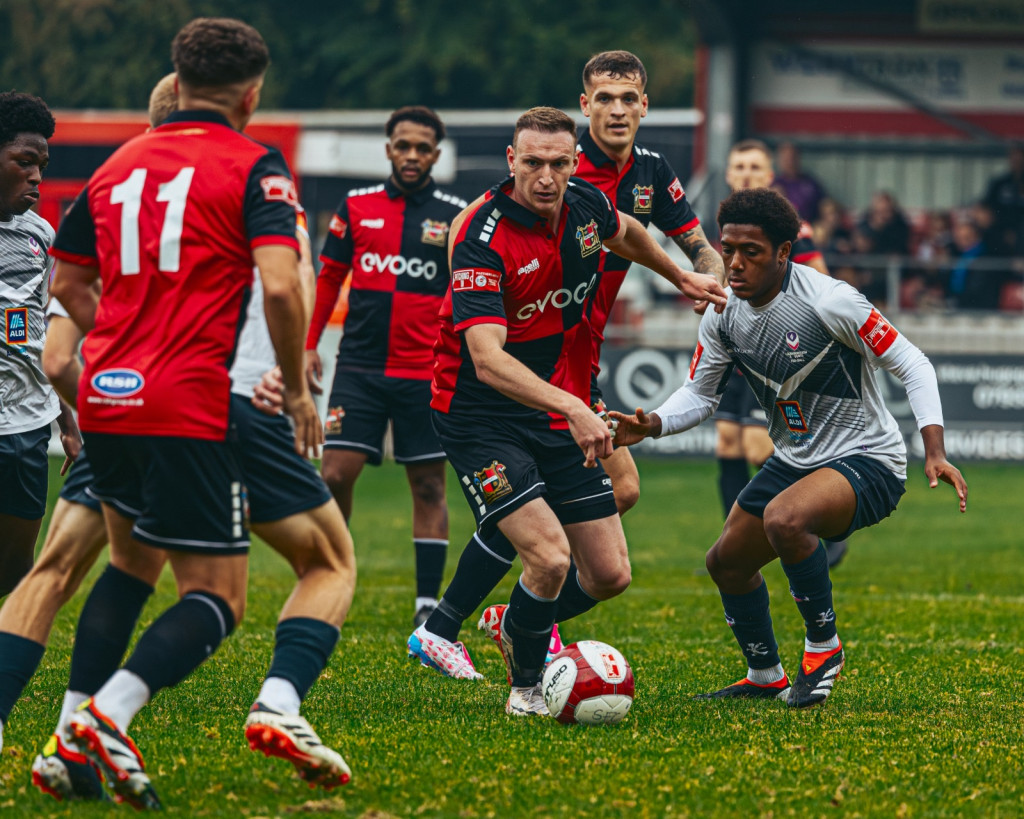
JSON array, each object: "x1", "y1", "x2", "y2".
[
  {"x1": 324, "y1": 405, "x2": 345, "y2": 435},
  {"x1": 421, "y1": 219, "x2": 449, "y2": 247},
  {"x1": 668, "y1": 178, "x2": 685, "y2": 203},
  {"x1": 632, "y1": 184, "x2": 654, "y2": 214},
  {"x1": 91, "y1": 368, "x2": 144, "y2": 398},
  {"x1": 28, "y1": 237, "x2": 41, "y2": 256},
  {"x1": 4, "y1": 307, "x2": 28, "y2": 345},
  {"x1": 858, "y1": 308, "x2": 898, "y2": 356},
  {"x1": 328, "y1": 214, "x2": 348, "y2": 239},
  {"x1": 785, "y1": 331, "x2": 800, "y2": 350},
  {"x1": 576, "y1": 220, "x2": 601, "y2": 257},
  {"x1": 259, "y1": 175, "x2": 299, "y2": 208},
  {"x1": 473, "y1": 460, "x2": 512, "y2": 504}
]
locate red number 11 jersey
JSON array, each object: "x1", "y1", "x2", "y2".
[{"x1": 51, "y1": 111, "x2": 300, "y2": 440}]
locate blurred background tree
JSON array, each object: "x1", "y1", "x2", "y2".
[{"x1": 0, "y1": 0, "x2": 696, "y2": 110}]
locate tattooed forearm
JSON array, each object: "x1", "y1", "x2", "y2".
[{"x1": 673, "y1": 225, "x2": 726, "y2": 285}]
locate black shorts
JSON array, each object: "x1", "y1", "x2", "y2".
[
  {"x1": 713, "y1": 369, "x2": 768, "y2": 428},
  {"x1": 59, "y1": 448, "x2": 102, "y2": 514},
  {"x1": 230, "y1": 394, "x2": 331, "y2": 523},
  {"x1": 326, "y1": 369, "x2": 445, "y2": 466},
  {"x1": 737, "y1": 454, "x2": 906, "y2": 541},
  {"x1": 82, "y1": 431, "x2": 249, "y2": 554},
  {"x1": 0, "y1": 424, "x2": 50, "y2": 519},
  {"x1": 432, "y1": 410, "x2": 617, "y2": 538}
]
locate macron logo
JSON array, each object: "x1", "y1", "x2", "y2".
[
  {"x1": 517, "y1": 258, "x2": 540, "y2": 276},
  {"x1": 359, "y1": 218, "x2": 385, "y2": 229}
]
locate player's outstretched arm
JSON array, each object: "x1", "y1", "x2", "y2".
[
  {"x1": 670, "y1": 223, "x2": 726, "y2": 285},
  {"x1": 920, "y1": 424, "x2": 968, "y2": 513},
  {"x1": 609, "y1": 408, "x2": 662, "y2": 447},
  {"x1": 605, "y1": 212, "x2": 727, "y2": 311},
  {"x1": 465, "y1": 323, "x2": 611, "y2": 467}
]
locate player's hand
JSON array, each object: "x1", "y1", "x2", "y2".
[
  {"x1": 677, "y1": 272, "x2": 727, "y2": 313},
  {"x1": 252, "y1": 367, "x2": 285, "y2": 416},
  {"x1": 609, "y1": 408, "x2": 658, "y2": 447},
  {"x1": 283, "y1": 388, "x2": 324, "y2": 459},
  {"x1": 305, "y1": 349, "x2": 323, "y2": 395},
  {"x1": 59, "y1": 430, "x2": 83, "y2": 475},
  {"x1": 567, "y1": 402, "x2": 613, "y2": 468},
  {"x1": 925, "y1": 457, "x2": 968, "y2": 513},
  {"x1": 691, "y1": 299, "x2": 710, "y2": 316}
]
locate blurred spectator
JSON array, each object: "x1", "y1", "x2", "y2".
[
  {"x1": 981, "y1": 143, "x2": 1024, "y2": 256},
  {"x1": 901, "y1": 210, "x2": 956, "y2": 310},
  {"x1": 771, "y1": 141, "x2": 826, "y2": 222},
  {"x1": 948, "y1": 215, "x2": 1004, "y2": 310},
  {"x1": 812, "y1": 197, "x2": 853, "y2": 255},
  {"x1": 914, "y1": 210, "x2": 956, "y2": 263},
  {"x1": 857, "y1": 191, "x2": 912, "y2": 254}
]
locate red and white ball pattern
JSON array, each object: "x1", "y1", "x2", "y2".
[{"x1": 541, "y1": 640, "x2": 634, "y2": 725}]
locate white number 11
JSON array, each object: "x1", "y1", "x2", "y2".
[{"x1": 110, "y1": 167, "x2": 196, "y2": 275}]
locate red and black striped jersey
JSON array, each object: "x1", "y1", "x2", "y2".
[
  {"x1": 51, "y1": 110, "x2": 299, "y2": 440},
  {"x1": 308, "y1": 178, "x2": 466, "y2": 380},
  {"x1": 576, "y1": 129, "x2": 700, "y2": 350},
  {"x1": 430, "y1": 177, "x2": 619, "y2": 427}
]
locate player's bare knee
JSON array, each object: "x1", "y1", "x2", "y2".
[
  {"x1": 409, "y1": 472, "x2": 445, "y2": 508},
  {"x1": 613, "y1": 481, "x2": 640, "y2": 516},
  {"x1": 762, "y1": 503, "x2": 808, "y2": 548}
]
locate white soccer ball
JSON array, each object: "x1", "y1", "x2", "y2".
[{"x1": 541, "y1": 640, "x2": 634, "y2": 725}]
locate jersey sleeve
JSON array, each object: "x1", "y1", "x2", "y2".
[
  {"x1": 318, "y1": 196, "x2": 354, "y2": 267},
  {"x1": 652, "y1": 159, "x2": 699, "y2": 238},
  {"x1": 50, "y1": 186, "x2": 98, "y2": 266},
  {"x1": 814, "y1": 281, "x2": 911, "y2": 367},
  {"x1": 243, "y1": 149, "x2": 300, "y2": 252},
  {"x1": 449, "y1": 229, "x2": 508, "y2": 332},
  {"x1": 685, "y1": 310, "x2": 735, "y2": 399}
]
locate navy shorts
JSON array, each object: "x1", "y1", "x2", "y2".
[
  {"x1": 433, "y1": 410, "x2": 617, "y2": 538},
  {"x1": 0, "y1": 424, "x2": 50, "y2": 519},
  {"x1": 326, "y1": 369, "x2": 445, "y2": 466},
  {"x1": 82, "y1": 431, "x2": 249, "y2": 554},
  {"x1": 713, "y1": 369, "x2": 768, "y2": 428},
  {"x1": 737, "y1": 453, "x2": 906, "y2": 541},
  {"x1": 230, "y1": 394, "x2": 331, "y2": 523},
  {"x1": 59, "y1": 448, "x2": 102, "y2": 514}
]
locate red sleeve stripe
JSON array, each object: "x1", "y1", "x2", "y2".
[
  {"x1": 251, "y1": 234, "x2": 300, "y2": 251},
  {"x1": 49, "y1": 248, "x2": 99, "y2": 267},
  {"x1": 664, "y1": 217, "x2": 700, "y2": 237},
  {"x1": 454, "y1": 315, "x2": 507, "y2": 332}
]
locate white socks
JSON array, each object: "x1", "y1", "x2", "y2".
[
  {"x1": 806, "y1": 635, "x2": 841, "y2": 653},
  {"x1": 257, "y1": 676, "x2": 301, "y2": 716},
  {"x1": 747, "y1": 663, "x2": 786, "y2": 685},
  {"x1": 93, "y1": 671, "x2": 151, "y2": 733}
]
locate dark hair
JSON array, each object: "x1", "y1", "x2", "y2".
[
  {"x1": 0, "y1": 91, "x2": 55, "y2": 148},
  {"x1": 171, "y1": 18, "x2": 269, "y2": 89},
  {"x1": 582, "y1": 50, "x2": 647, "y2": 89},
  {"x1": 513, "y1": 106, "x2": 576, "y2": 148},
  {"x1": 717, "y1": 188, "x2": 800, "y2": 249},
  {"x1": 386, "y1": 105, "x2": 445, "y2": 142},
  {"x1": 729, "y1": 139, "x2": 772, "y2": 161}
]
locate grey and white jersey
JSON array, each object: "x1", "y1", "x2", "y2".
[
  {"x1": 690, "y1": 263, "x2": 914, "y2": 477},
  {"x1": 229, "y1": 267, "x2": 275, "y2": 398},
  {"x1": 1, "y1": 210, "x2": 59, "y2": 434}
]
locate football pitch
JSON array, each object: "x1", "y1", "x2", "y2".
[{"x1": 2, "y1": 456, "x2": 1021, "y2": 817}]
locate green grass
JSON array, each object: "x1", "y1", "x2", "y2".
[{"x1": 2, "y1": 457, "x2": 1022, "y2": 817}]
